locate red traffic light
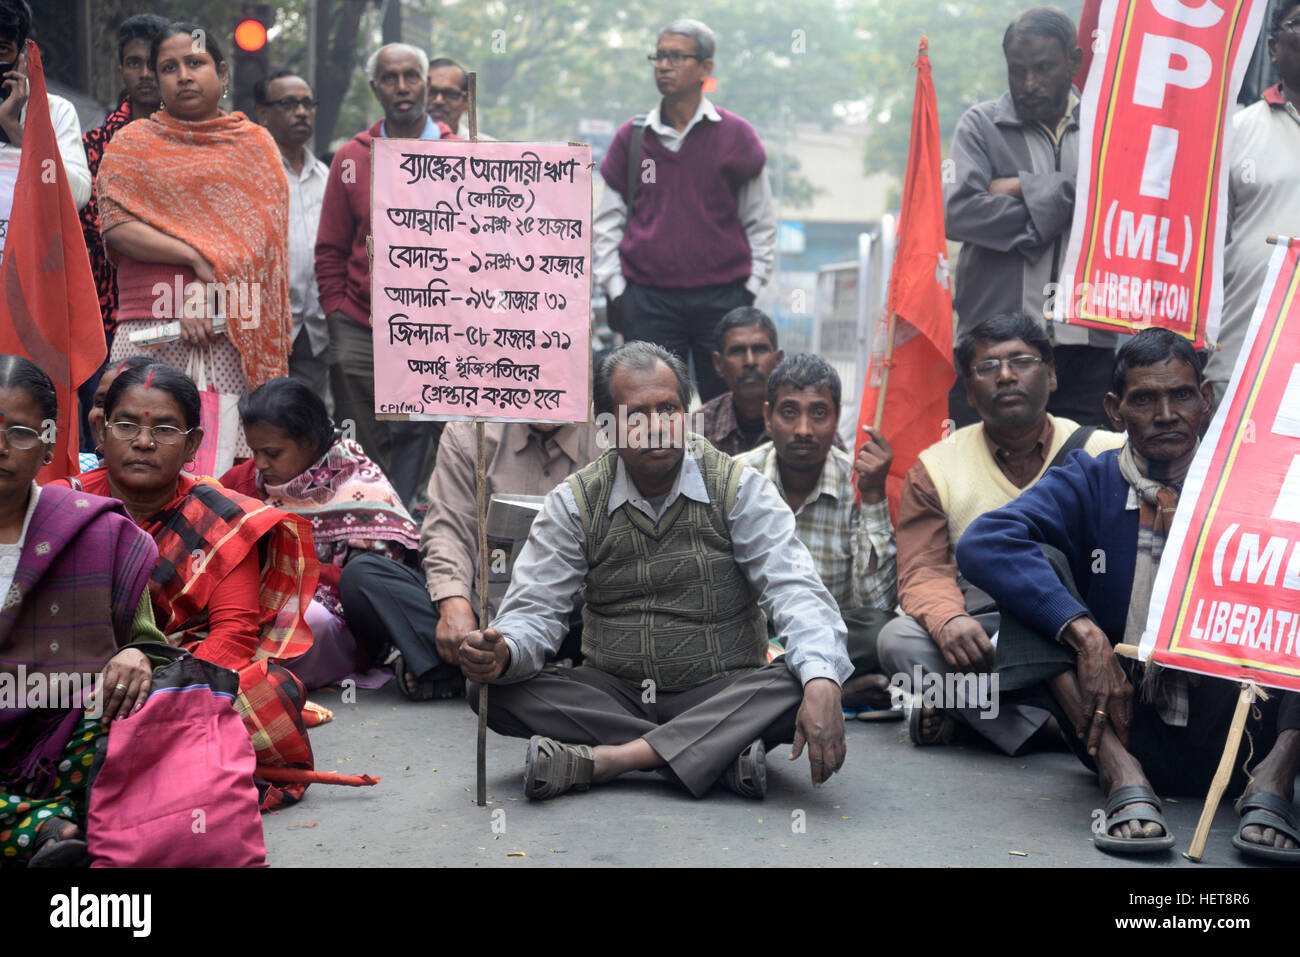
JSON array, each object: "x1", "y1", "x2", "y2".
[{"x1": 235, "y1": 19, "x2": 268, "y2": 52}]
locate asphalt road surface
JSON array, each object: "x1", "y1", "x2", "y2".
[{"x1": 262, "y1": 678, "x2": 1267, "y2": 868}]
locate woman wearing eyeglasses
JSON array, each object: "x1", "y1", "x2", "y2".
[
  {"x1": 51, "y1": 363, "x2": 321, "y2": 806},
  {"x1": 0, "y1": 356, "x2": 163, "y2": 866},
  {"x1": 94, "y1": 21, "x2": 292, "y2": 461}
]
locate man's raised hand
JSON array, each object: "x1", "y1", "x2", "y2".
[{"x1": 854, "y1": 427, "x2": 894, "y2": 505}]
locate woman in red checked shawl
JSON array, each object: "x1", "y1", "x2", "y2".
[
  {"x1": 52, "y1": 364, "x2": 320, "y2": 808},
  {"x1": 219, "y1": 378, "x2": 420, "y2": 689}
]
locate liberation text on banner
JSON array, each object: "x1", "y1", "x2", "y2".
[
  {"x1": 370, "y1": 140, "x2": 592, "y2": 423},
  {"x1": 1139, "y1": 238, "x2": 1300, "y2": 691},
  {"x1": 1056, "y1": 0, "x2": 1266, "y2": 347}
]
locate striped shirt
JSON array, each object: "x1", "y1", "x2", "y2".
[{"x1": 736, "y1": 442, "x2": 896, "y2": 613}]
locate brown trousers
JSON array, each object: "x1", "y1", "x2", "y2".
[{"x1": 471, "y1": 659, "x2": 804, "y2": 797}]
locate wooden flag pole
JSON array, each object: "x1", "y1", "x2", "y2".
[
  {"x1": 1186, "y1": 682, "x2": 1256, "y2": 862},
  {"x1": 872, "y1": 310, "x2": 898, "y2": 430},
  {"x1": 467, "y1": 73, "x2": 490, "y2": 809}
]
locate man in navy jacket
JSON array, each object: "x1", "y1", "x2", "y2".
[{"x1": 957, "y1": 329, "x2": 1300, "y2": 860}]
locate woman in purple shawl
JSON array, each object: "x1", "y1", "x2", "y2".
[{"x1": 0, "y1": 357, "x2": 162, "y2": 867}]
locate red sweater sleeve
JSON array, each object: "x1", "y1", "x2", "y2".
[
  {"x1": 193, "y1": 547, "x2": 262, "y2": 671},
  {"x1": 314, "y1": 146, "x2": 360, "y2": 318}
]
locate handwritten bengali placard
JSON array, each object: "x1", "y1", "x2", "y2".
[{"x1": 370, "y1": 140, "x2": 591, "y2": 422}]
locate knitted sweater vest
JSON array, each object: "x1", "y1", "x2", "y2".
[
  {"x1": 917, "y1": 415, "x2": 1126, "y2": 547},
  {"x1": 566, "y1": 434, "x2": 767, "y2": 692}
]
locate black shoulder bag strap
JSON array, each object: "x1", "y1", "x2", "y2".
[
  {"x1": 1047, "y1": 425, "x2": 1097, "y2": 471},
  {"x1": 624, "y1": 113, "x2": 649, "y2": 218}
]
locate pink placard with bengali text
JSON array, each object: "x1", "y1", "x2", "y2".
[{"x1": 370, "y1": 139, "x2": 591, "y2": 423}]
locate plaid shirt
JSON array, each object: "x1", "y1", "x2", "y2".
[{"x1": 736, "y1": 442, "x2": 896, "y2": 613}]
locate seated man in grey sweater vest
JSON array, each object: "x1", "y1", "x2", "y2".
[{"x1": 459, "y1": 342, "x2": 852, "y2": 800}]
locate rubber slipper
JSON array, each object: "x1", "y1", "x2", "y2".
[
  {"x1": 1232, "y1": 791, "x2": 1300, "y2": 863},
  {"x1": 28, "y1": 817, "x2": 89, "y2": 868},
  {"x1": 1093, "y1": 784, "x2": 1176, "y2": 854}
]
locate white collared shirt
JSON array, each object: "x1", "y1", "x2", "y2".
[{"x1": 283, "y1": 145, "x2": 330, "y2": 355}]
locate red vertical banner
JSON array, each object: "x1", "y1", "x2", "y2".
[
  {"x1": 0, "y1": 41, "x2": 103, "y2": 480},
  {"x1": 1140, "y1": 238, "x2": 1300, "y2": 691},
  {"x1": 1059, "y1": 0, "x2": 1266, "y2": 346},
  {"x1": 855, "y1": 37, "x2": 955, "y2": 515}
]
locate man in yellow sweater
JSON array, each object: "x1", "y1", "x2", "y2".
[{"x1": 877, "y1": 313, "x2": 1124, "y2": 753}]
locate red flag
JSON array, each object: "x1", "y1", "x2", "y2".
[
  {"x1": 855, "y1": 37, "x2": 954, "y2": 516},
  {"x1": 0, "y1": 41, "x2": 103, "y2": 481},
  {"x1": 1074, "y1": 0, "x2": 1102, "y2": 90}
]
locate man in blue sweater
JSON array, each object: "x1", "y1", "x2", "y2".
[{"x1": 957, "y1": 329, "x2": 1300, "y2": 859}]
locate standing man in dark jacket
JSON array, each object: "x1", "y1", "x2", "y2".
[{"x1": 945, "y1": 6, "x2": 1118, "y2": 429}]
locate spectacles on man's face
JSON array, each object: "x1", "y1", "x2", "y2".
[
  {"x1": 267, "y1": 97, "x2": 318, "y2": 112},
  {"x1": 428, "y1": 86, "x2": 465, "y2": 103},
  {"x1": 971, "y1": 354, "x2": 1045, "y2": 379},
  {"x1": 0, "y1": 425, "x2": 43, "y2": 450},
  {"x1": 107, "y1": 421, "x2": 194, "y2": 446},
  {"x1": 647, "y1": 50, "x2": 702, "y2": 66},
  {"x1": 376, "y1": 70, "x2": 423, "y2": 90}
]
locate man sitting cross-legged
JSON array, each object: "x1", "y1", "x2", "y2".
[
  {"x1": 877, "y1": 312, "x2": 1122, "y2": 751},
  {"x1": 956, "y1": 329, "x2": 1300, "y2": 857},
  {"x1": 457, "y1": 341, "x2": 852, "y2": 799},
  {"x1": 736, "y1": 354, "x2": 898, "y2": 717}
]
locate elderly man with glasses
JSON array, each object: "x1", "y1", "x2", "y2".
[
  {"x1": 425, "y1": 56, "x2": 495, "y2": 140},
  {"x1": 595, "y1": 18, "x2": 776, "y2": 403},
  {"x1": 254, "y1": 69, "x2": 332, "y2": 405}
]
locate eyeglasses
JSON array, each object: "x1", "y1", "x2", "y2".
[
  {"x1": 107, "y1": 421, "x2": 194, "y2": 445},
  {"x1": 429, "y1": 86, "x2": 465, "y2": 102},
  {"x1": 375, "y1": 71, "x2": 423, "y2": 89},
  {"x1": 647, "y1": 50, "x2": 702, "y2": 66},
  {"x1": 971, "y1": 355, "x2": 1045, "y2": 379},
  {"x1": 0, "y1": 425, "x2": 43, "y2": 450},
  {"x1": 267, "y1": 97, "x2": 318, "y2": 111}
]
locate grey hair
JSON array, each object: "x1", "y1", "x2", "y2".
[
  {"x1": 365, "y1": 43, "x2": 430, "y2": 81},
  {"x1": 594, "y1": 341, "x2": 692, "y2": 417},
  {"x1": 659, "y1": 18, "x2": 715, "y2": 61}
]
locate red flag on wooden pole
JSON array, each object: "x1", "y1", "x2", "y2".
[
  {"x1": 855, "y1": 37, "x2": 955, "y2": 515},
  {"x1": 0, "y1": 41, "x2": 104, "y2": 481}
]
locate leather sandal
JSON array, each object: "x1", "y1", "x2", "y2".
[
  {"x1": 523, "y1": 735, "x2": 595, "y2": 800},
  {"x1": 722, "y1": 737, "x2": 767, "y2": 799}
]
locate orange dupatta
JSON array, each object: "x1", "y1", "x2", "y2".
[{"x1": 95, "y1": 109, "x2": 291, "y2": 387}]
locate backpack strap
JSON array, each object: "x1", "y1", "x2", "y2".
[
  {"x1": 624, "y1": 113, "x2": 649, "y2": 217},
  {"x1": 1048, "y1": 426, "x2": 1097, "y2": 471}
]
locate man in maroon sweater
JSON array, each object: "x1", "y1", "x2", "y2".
[
  {"x1": 595, "y1": 18, "x2": 776, "y2": 403},
  {"x1": 315, "y1": 43, "x2": 453, "y2": 504}
]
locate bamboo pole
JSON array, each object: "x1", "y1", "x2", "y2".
[
  {"x1": 1186, "y1": 683, "x2": 1256, "y2": 862},
  {"x1": 872, "y1": 311, "x2": 898, "y2": 430},
  {"x1": 468, "y1": 72, "x2": 490, "y2": 809}
]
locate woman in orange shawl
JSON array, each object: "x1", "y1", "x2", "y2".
[
  {"x1": 95, "y1": 21, "x2": 291, "y2": 453},
  {"x1": 52, "y1": 363, "x2": 319, "y2": 808}
]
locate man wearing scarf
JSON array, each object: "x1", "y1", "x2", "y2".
[{"x1": 956, "y1": 328, "x2": 1300, "y2": 858}]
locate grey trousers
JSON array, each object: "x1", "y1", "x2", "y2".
[
  {"x1": 877, "y1": 612, "x2": 1050, "y2": 755},
  {"x1": 328, "y1": 312, "x2": 438, "y2": 505},
  {"x1": 470, "y1": 659, "x2": 805, "y2": 798},
  {"x1": 288, "y1": 328, "x2": 333, "y2": 416}
]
